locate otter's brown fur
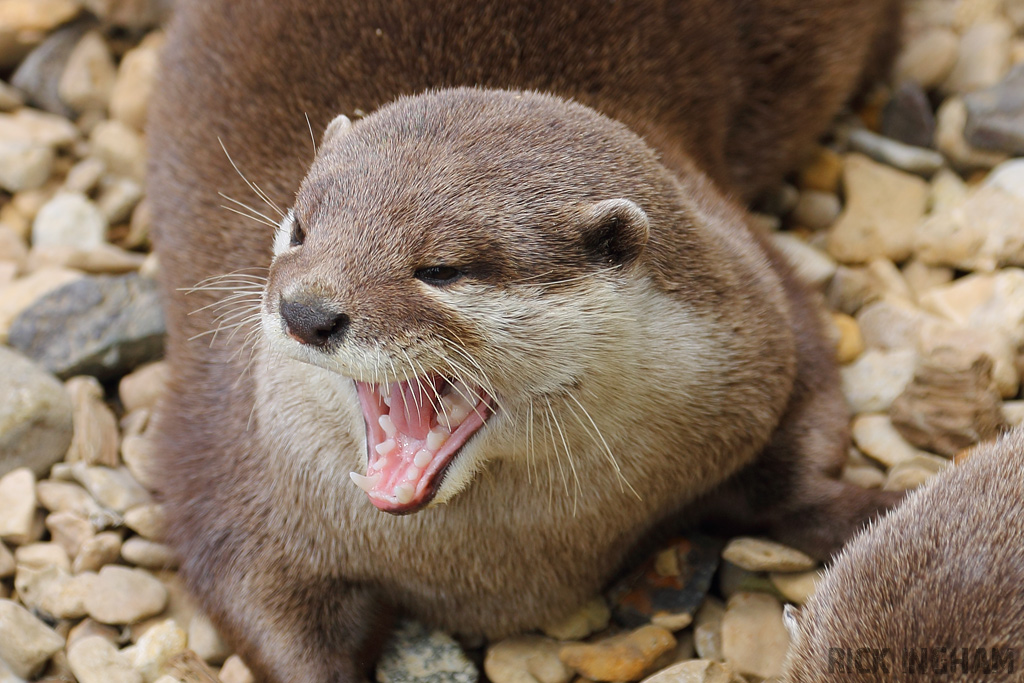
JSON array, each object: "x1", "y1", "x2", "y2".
[
  {"x1": 782, "y1": 427, "x2": 1024, "y2": 682},
  {"x1": 148, "y1": 1, "x2": 901, "y2": 681}
]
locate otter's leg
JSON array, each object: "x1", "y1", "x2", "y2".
[
  {"x1": 697, "y1": 358, "x2": 904, "y2": 560},
  {"x1": 185, "y1": 551, "x2": 392, "y2": 683}
]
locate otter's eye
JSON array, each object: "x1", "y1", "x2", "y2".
[
  {"x1": 290, "y1": 216, "x2": 306, "y2": 247},
  {"x1": 415, "y1": 265, "x2": 462, "y2": 286}
]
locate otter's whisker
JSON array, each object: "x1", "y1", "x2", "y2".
[
  {"x1": 564, "y1": 392, "x2": 641, "y2": 501},
  {"x1": 218, "y1": 137, "x2": 287, "y2": 219},
  {"x1": 545, "y1": 396, "x2": 581, "y2": 516}
]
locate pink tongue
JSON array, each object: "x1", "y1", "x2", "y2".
[{"x1": 389, "y1": 381, "x2": 434, "y2": 440}]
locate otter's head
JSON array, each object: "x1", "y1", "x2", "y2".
[{"x1": 262, "y1": 88, "x2": 670, "y2": 514}]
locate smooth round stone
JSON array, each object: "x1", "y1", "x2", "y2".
[
  {"x1": 840, "y1": 348, "x2": 918, "y2": 414},
  {"x1": 855, "y1": 297, "x2": 932, "y2": 351},
  {"x1": 641, "y1": 660, "x2": 745, "y2": 683},
  {"x1": 771, "y1": 232, "x2": 837, "y2": 288},
  {"x1": 846, "y1": 128, "x2": 944, "y2": 177},
  {"x1": 123, "y1": 503, "x2": 165, "y2": 540},
  {"x1": 485, "y1": 636, "x2": 574, "y2": 683},
  {"x1": 832, "y1": 312, "x2": 864, "y2": 364},
  {"x1": 57, "y1": 30, "x2": 116, "y2": 114},
  {"x1": 188, "y1": 613, "x2": 231, "y2": 666},
  {"x1": 120, "y1": 537, "x2": 176, "y2": 569},
  {"x1": 67, "y1": 635, "x2": 142, "y2": 683},
  {"x1": 918, "y1": 268, "x2": 1024, "y2": 347},
  {"x1": 903, "y1": 259, "x2": 954, "y2": 299},
  {"x1": 14, "y1": 541, "x2": 70, "y2": 572},
  {"x1": 541, "y1": 597, "x2": 610, "y2": 641},
  {"x1": 73, "y1": 532, "x2": 123, "y2": 574},
  {"x1": 0, "y1": 598, "x2": 65, "y2": 679},
  {"x1": 65, "y1": 375, "x2": 120, "y2": 468},
  {"x1": 89, "y1": 120, "x2": 146, "y2": 181},
  {"x1": 827, "y1": 154, "x2": 929, "y2": 264},
  {"x1": 851, "y1": 414, "x2": 923, "y2": 468},
  {"x1": 0, "y1": 467, "x2": 37, "y2": 544},
  {"x1": 882, "y1": 81, "x2": 936, "y2": 149},
  {"x1": 110, "y1": 32, "x2": 165, "y2": 131},
  {"x1": 219, "y1": 655, "x2": 256, "y2": 683},
  {"x1": 915, "y1": 185, "x2": 1024, "y2": 272},
  {"x1": 0, "y1": 139, "x2": 54, "y2": 193},
  {"x1": 131, "y1": 619, "x2": 187, "y2": 683},
  {"x1": 0, "y1": 346, "x2": 72, "y2": 478},
  {"x1": 46, "y1": 510, "x2": 94, "y2": 558},
  {"x1": 720, "y1": 593, "x2": 789, "y2": 679},
  {"x1": 693, "y1": 598, "x2": 725, "y2": 662},
  {"x1": 31, "y1": 191, "x2": 108, "y2": 250},
  {"x1": 797, "y1": 147, "x2": 843, "y2": 193},
  {"x1": 790, "y1": 190, "x2": 841, "y2": 230},
  {"x1": 559, "y1": 625, "x2": 676, "y2": 682},
  {"x1": 936, "y1": 97, "x2": 1009, "y2": 170},
  {"x1": 119, "y1": 361, "x2": 168, "y2": 414},
  {"x1": 894, "y1": 27, "x2": 959, "y2": 89},
  {"x1": 84, "y1": 565, "x2": 167, "y2": 625},
  {"x1": 0, "y1": 267, "x2": 83, "y2": 341},
  {"x1": 72, "y1": 465, "x2": 150, "y2": 513},
  {"x1": 943, "y1": 20, "x2": 1012, "y2": 95},
  {"x1": 721, "y1": 538, "x2": 816, "y2": 573},
  {"x1": 769, "y1": 570, "x2": 823, "y2": 606}
]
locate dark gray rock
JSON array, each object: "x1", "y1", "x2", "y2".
[
  {"x1": 8, "y1": 273, "x2": 165, "y2": 381},
  {"x1": 965, "y1": 63, "x2": 1024, "y2": 156},
  {"x1": 377, "y1": 621, "x2": 478, "y2": 683},
  {"x1": 882, "y1": 81, "x2": 935, "y2": 149},
  {"x1": 0, "y1": 346, "x2": 73, "y2": 479},
  {"x1": 10, "y1": 19, "x2": 96, "y2": 118}
]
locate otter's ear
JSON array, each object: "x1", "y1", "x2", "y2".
[
  {"x1": 322, "y1": 114, "x2": 353, "y2": 147},
  {"x1": 580, "y1": 198, "x2": 649, "y2": 267}
]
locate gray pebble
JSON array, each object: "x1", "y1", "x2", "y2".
[
  {"x1": 8, "y1": 273, "x2": 165, "y2": 381},
  {"x1": 377, "y1": 620, "x2": 477, "y2": 683},
  {"x1": 965, "y1": 63, "x2": 1024, "y2": 156},
  {"x1": 847, "y1": 129, "x2": 944, "y2": 177},
  {"x1": 882, "y1": 81, "x2": 936, "y2": 149}
]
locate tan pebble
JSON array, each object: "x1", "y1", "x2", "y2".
[
  {"x1": 894, "y1": 27, "x2": 960, "y2": 89},
  {"x1": 928, "y1": 168, "x2": 969, "y2": 215},
  {"x1": 486, "y1": 635, "x2": 575, "y2": 683},
  {"x1": 840, "y1": 348, "x2": 918, "y2": 414},
  {"x1": 85, "y1": 565, "x2": 168, "y2": 625},
  {"x1": 121, "y1": 537, "x2": 177, "y2": 569},
  {"x1": 542, "y1": 597, "x2": 611, "y2": 641},
  {"x1": 72, "y1": 464, "x2": 151, "y2": 513},
  {"x1": 797, "y1": 147, "x2": 843, "y2": 193},
  {"x1": 47, "y1": 510, "x2": 95, "y2": 558},
  {"x1": 0, "y1": 223, "x2": 27, "y2": 267},
  {"x1": 89, "y1": 120, "x2": 147, "y2": 182},
  {"x1": 219, "y1": 654, "x2": 256, "y2": 683},
  {"x1": 856, "y1": 297, "x2": 934, "y2": 352},
  {"x1": 126, "y1": 197, "x2": 152, "y2": 249},
  {"x1": 851, "y1": 413, "x2": 925, "y2": 467},
  {"x1": 110, "y1": 32, "x2": 166, "y2": 131},
  {"x1": 935, "y1": 98, "x2": 1009, "y2": 171},
  {"x1": 58, "y1": 30, "x2": 117, "y2": 114},
  {"x1": 122, "y1": 434, "x2": 159, "y2": 489},
  {"x1": 560, "y1": 625, "x2": 676, "y2": 682},
  {"x1": 842, "y1": 464, "x2": 887, "y2": 489},
  {"x1": 0, "y1": 541, "x2": 13, "y2": 578},
  {"x1": 721, "y1": 592, "x2": 789, "y2": 679},
  {"x1": 769, "y1": 570, "x2": 822, "y2": 605},
  {"x1": 902, "y1": 259, "x2": 953, "y2": 301},
  {"x1": 68, "y1": 635, "x2": 142, "y2": 683},
  {"x1": 790, "y1": 189, "x2": 841, "y2": 231},
  {"x1": 770, "y1": 232, "x2": 837, "y2": 288},
  {"x1": 0, "y1": 467, "x2": 38, "y2": 544},
  {"x1": 14, "y1": 563, "x2": 91, "y2": 619},
  {"x1": 942, "y1": 20, "x2": 1012, "y2": 95},
  {"x1": 97, "y1": 176, "x2": 144, "y2": 224},
  {"x1": 832, "y1": 312, "x2": 863, "y2": 364},
  {"x1": 121, "y1": 408, "x2": 151, "y2": 438},
  {"x1": 721, "y1": 537, "x2": 816, "y2": 573},
  {"x1": 132, "y1": 618, "x2": 188, "y2": 683},
  {"x1": 14, "y1": 541, "x2": 70, "y2": 572},
  {"x1": 1003, "y1": 400, "x2": 1024, "y2": 427},
  {"x1": 124, "y1": 504, "x2": 166, "y2": 540},
  {"x1": 693, "y1": 598, "x2": 725, "y2": 662},
  {"x1": 36, "y1": 480, "x2": 106, "y2": 518},
  {"x1": 188, "y1": 613, "x2": 231, "y2": 666},
  {"x1": 0, "y1": 598, "x2": 65, "y2": 679},
  {"x1": 68, "y1": 617, "x2": 122, "y2": 650},
  {"x1": 73, "y1": 531, "x2": 123, "y2": 573},
  {"x1": 28, "y1": 242, "x2": 148, "y2": 274},
  {"x1": 919, "y1": 269, "x2": 1024, "y2": 347},
  {"x1": 120, "y1": 361, "x2": 169, "y2": 413},
  {"x1": 640, "y1": 660, "x2": 745, "y2": 683},
  {"x1": 66, "y1": 376, "x2": 121, "y2": 468},
  {"x1": 827, "y1": 154, "x2": 929, "y2": 264},
  {"x1": 64, "y1": 157, "x2": 107, "y2": 194},
  {"x1": 884, "y1": 455, "x2": 950, "y2": 491}
]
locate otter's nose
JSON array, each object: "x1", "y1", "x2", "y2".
[{"x1": 280, "y1": 299, "x2": 350, "y2": 347}]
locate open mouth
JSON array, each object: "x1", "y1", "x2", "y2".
[{"x1": 352, "y1": 376, "x2": 494, "y2": 513}]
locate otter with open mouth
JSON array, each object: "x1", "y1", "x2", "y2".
[{"x1": 149, "y1": 1, "x2": 902, "y2": 680}]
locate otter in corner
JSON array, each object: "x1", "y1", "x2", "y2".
[{"x1": 148, "y1": 1, "x2": 901, "y2": 680}]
